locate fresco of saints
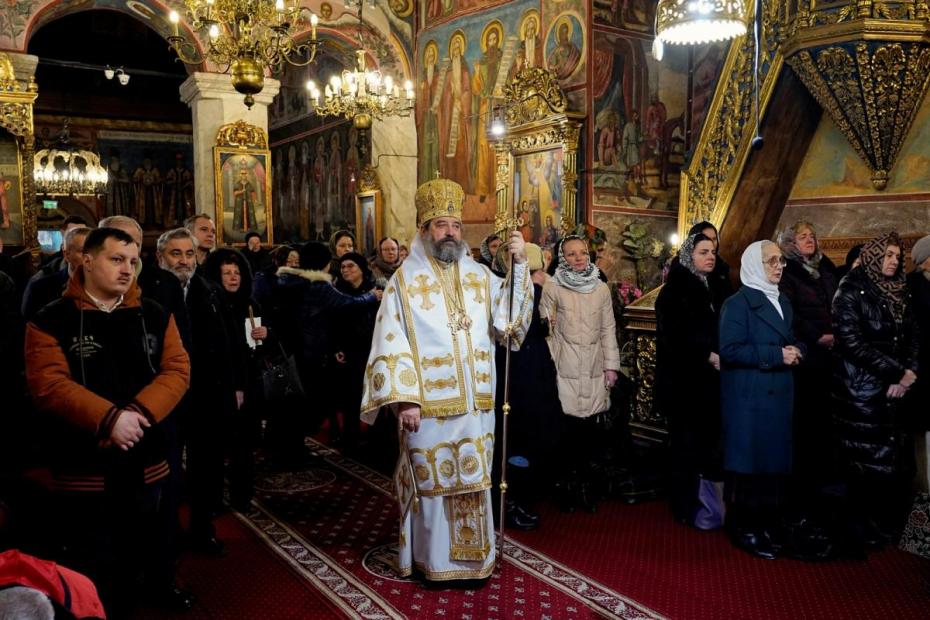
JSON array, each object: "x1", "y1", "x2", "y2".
[
  {"x1": 520, "y1": 11, "x2": 542, "y2": 69},
  {"x1": 232, "y1": 164, "x2": 259, "y2": 232},
  {"x1": 645, "y1": 95, "x2": 667, "y2": 159},
  {"x1": 438, "y1": 31, "x2": 473, "y2": 194},
  {"x1": 547, "y1": 17, "x2": 582, "y2": 81},
  {"x1": 132, "y1": 156, "x2": 163, "y2": 229},
  {"x1": 104, "y1": 151, "x2": 132, "y2": 218},
  {"x1": 164, "y1": 153, "x2": 194, "y2": 227},
  {"x1": 298, "y1": 142, "x2": 311, "y2": 239},
  {"x1": 417, "y1": 41, "x2": 441, "y2": 184},
  {"x1": 328, "y1": 132, "x2": 344, "y2": 226},
  {"x1": 312, "y1": 136, "x2": 327, "y2": 240},
  {"x1": 623, "y1": 109, "x2": 645, "y2": 186},
  {"x1": 472, "y1": 21, "x2": 504, "y2": 199},
  {"x1": 289, "y1": 143, "x2": 301, "y2": 234},
  {"x1": 597, "y1": 110, "x2": 623, "y2": 167}
]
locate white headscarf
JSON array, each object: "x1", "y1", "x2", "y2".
[{"x1": 740, "y1": 240, "x2": 783, "y2": 318}]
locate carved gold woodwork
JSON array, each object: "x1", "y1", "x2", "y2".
[
  {"x1": 357, "y1": 164, "x2": 380, "y2": 192},
  {"x1": 678, "y1": 0, "x2": 786, "y2": 238},
  {"x1": 620, "y1": 286, "x2": 666, "y2": 442},
  {"x1": 215, "y1": 120, "x2": 268, "y2": 149},
  {"x1": 0, "y1": 52, "x2": 38, "y2": 249},
  {"x1": 782, "y1": 5, "x2": 930, "y2": 190},
  {"x1": 494, "y1": 67, "x2": 583, "y2": 237}
]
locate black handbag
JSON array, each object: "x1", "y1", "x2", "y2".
[{"x1": 261, "y1": 343, "x2": 305, "y2": 401}]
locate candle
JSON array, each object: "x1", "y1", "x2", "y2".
[
  {"x1": 169, "y1": 10, "x2": 180, "y2": 37},
  {"x1": 310, "y1": 13, "x2": 318, "y2": 39}
]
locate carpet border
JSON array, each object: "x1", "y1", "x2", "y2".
[
  {"x1": 234, "y1": 502, "x2": 406, "y2": 620},
  {"x1": 305, "y1": 439, "x2": 667, "y2": 620}
]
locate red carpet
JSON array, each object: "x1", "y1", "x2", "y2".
[
  {"x1": 241, "y1": 441, "x2": 662, "y2": 619},
  {"x1": 509, "y1": 500, "x2": 930, "y2": 620},
  {"x1": 135, "y1": 513, "x2": 342, "y2": 619}
]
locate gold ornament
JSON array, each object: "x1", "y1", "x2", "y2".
[{"x1": 415, "y1": 177, "x2": 464, "y2": 226}]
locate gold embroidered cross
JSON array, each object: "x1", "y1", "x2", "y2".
[
  {"x1": 463, "y1": 273, "x2": 485, "y2": 304},
  {"x1": 407, "y1": 274, "x2": 441, "y2": 311}
]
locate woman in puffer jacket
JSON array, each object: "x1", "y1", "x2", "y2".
[
  {"x1": 832, "y1": 232, "x2": 919, "y2": 551},
  {"x1": 540, "y1": 236, "x2": 620, "y2": 512}
]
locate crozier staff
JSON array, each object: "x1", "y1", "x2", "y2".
[{"x1": 360, "y1": 177, "x2": 533, "y2": 583}]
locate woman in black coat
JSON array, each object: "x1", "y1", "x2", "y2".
[
  {"x1": 832, "y1": 232, "x2": 919, "y2": 549},
  {"x1": 656, "y1": 233, "x2": 722, "y2": 525},
  {"x1": 776, "y1": 222, "x2": 838, "y2": 522},
  {"x1": 688, "y1": 221, "x2": 734, "y2": 310},
  {"x1": 202, "y1": 248, "x2": 273, "y2": 510},
  {"x1": 331, "y1": 252, "x2": 379, "y2": 454},
  {"x1": 719, "y1": 241, "x2": 803, "y2": 559}
]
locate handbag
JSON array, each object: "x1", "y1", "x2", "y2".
[
  {"x1": 261, "y1": 342, "x2": 305, "y2": 402},
  {"x1": 693, "y1": 477, "x2": 726, "y2": 530},
  {"x1": 899, "y1": 492, "x2": 930, "y2": 560}
]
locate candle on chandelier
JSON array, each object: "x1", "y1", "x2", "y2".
[
  {"x1": 311, "y1": 13, "x2": 318, "y2": 39},
  {"x1": 169, "y1": 10, "x2": 180, "y2": 37}
]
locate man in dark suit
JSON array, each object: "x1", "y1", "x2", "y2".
[{"x1": 21, "y1": 226, "x2": 91, "y2": 320}]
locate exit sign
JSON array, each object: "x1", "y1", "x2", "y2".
[{"x1": 42, "y1": 200, "x2": 58, "y2": 210}]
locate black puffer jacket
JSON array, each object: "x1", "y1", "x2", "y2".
[{"x1": 831, "y1": 266, "x2": 919, "y2": 475}]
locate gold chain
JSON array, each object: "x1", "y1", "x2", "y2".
[{"x1": 431, "y1": 258, "x2": 472, "y2": 333}]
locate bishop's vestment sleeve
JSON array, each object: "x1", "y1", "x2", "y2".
[
  {"x1": 360, "y1": 282, "x2": 420, "y2": 424},
  {"x1": 491, "y1": 261, "x2": 533, "y2": 350}
]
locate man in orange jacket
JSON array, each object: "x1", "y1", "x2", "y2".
[{"x1": 25, "y1": 227, "x2": 193, "y2": 616}]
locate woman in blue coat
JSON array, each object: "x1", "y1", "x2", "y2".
[{"x1": 719, "y1": 240, "x2": 803, "y2": 559}]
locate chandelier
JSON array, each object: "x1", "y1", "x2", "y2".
[
  {"x1": 168, "y1": 0, "x2": 320, "y2": 108},
  {"x1": 305, "y1": 3, "x2": 412, "y2": 129},
  {"x1": 33, "y1": 119, "x2": 108, "y2": 197},
  {"x1": 655, "y1": 0, "x2": 746, "y2": 48}
]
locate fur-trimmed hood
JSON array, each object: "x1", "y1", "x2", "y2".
[{"x1": 276, "y1": 266, "x2": 333, "y2": 284}]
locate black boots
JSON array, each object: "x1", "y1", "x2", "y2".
[{"x1": 505, "y1": 500, "x2": 540, "y2": 530}]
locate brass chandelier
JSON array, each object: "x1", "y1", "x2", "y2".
[
  {"x1": 655, "y1": 0, "x2": 746, "y2": 53},
  {"x1": 305, "y1": 3, "x2": 412, "y2": 129},
  {"x1": 33, "y1": 119, "x2": 108, "y2": 197},
  {"x1": 168, "y1": 0, "x2": 321, "y2": 108}
]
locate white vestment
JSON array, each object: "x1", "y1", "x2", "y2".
[{"x1": 361, "y1": 235, "x2": 532, "y2": 580}]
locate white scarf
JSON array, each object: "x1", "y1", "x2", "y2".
[
  {"x1": 740, "y1": 241, "x2": 783, "y2": 318},
  {"x1": 553, "y1": 237, "x2": 601, "y2": 294}
]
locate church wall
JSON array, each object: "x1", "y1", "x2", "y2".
[{"x1": 777, "y1": 85, "x2": 930, "y2": 240}]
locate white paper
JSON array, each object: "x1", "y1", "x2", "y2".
[{"x1": 245, "y1": 316, "x2": 262, "y2": 349}]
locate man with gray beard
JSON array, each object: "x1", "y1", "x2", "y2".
[
  {"x1": 157, "y1": 227, "x2": 237, "y2": 557},
  {"x1": 359, "y1": 177, "x2": 533, "y2": 582}
]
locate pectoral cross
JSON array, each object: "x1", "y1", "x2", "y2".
[
  {"x1": 447, "y1": 313, "x2": 472, "y2": 335},
  {"x1": 407, "y1": 274, "x2": 441, "y2": 311},
  {"x1": 463, "y1": 273, "x2": 485, "y2": 304}
]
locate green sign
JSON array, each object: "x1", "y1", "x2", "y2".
[{"x1": 42, "y1": 200, "x2": 58, "y2": 210}]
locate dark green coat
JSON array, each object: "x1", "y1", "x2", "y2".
[{"x1": 719, "y1": 286, "x2": 798, "y2": 474}]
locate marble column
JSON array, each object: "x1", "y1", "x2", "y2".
[
  {"x1": 179, "y1": 72, "x2": 279, "y2": 220},
  {"x1": 371, "y1": 114, "x2": 417, "y2": 247}
]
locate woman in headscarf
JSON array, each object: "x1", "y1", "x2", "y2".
[
  {"x1": 202, "y1": 248, "x2": 273, "y2": 510},
  {"x1": 719, "y1": 240, "x2": 803, "y2": 559},
  {"x1": 688, "y1": 221, "x2": 734, "y2": 309},
  {"x1": 540, "y1": 236, "x2": 620, "y2": 512},
  {"x1": 656, "y1": 232, "x2": 722, "y2": 526},
  {"x1": 832, "y1": 232, "x2": 919, "y2": 551},
  {"x1": 330, "y1": 252, "x2": 379, "y2": 454},
  {"x1": 776, "y1": 221, "x2": 839, "y2": 544},
  {"x1": 328, "y1": 229, "x2": 356, "y2": 276},
  {"x1": 478, "y1": 233, "x2": 504, "y2": 276}
]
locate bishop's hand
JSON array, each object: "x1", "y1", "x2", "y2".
[
  {"x1": 398, "y1": 402, "x2": 421, "y2": 433},
  {"x1": 507, "y1": 231, "x2": 527, "y2": 264}
]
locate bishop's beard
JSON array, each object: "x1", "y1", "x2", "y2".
[{"x1": 424, "y1": 233, "x2": 469, "y2": 263}]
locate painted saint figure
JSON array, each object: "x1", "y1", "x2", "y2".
[
  {"x1": 132, "y1": 156, "x2": 163, "y2": 229},
  {"x1": 232, "y1": 166, "x2": 259, "y2": 232},
  {"x1": 623, "y1": 109, "x2": 645, "y2": 186},
  {"x1": 438, "y1": 31, "x2": 474, "y2": 194},
  {"x1": 104, "y1": 152, "x2": 132, "y2": 218},
  {"x1": 328, "y1": 132, "x2": 344, "y2": 227},
  {"x1": 472, "y1": 22, "x2": 504, "y2": 199},
  {"x1": 521, "y1": 13, "x2": 543, "y2": 68},
  {"x1": 312, "y1": 136, "x2": 327, "y2": 240},
  {"x1": 164, "y1": 153, "x2": 194, "y2": 227},
  {"x1": 547, "y1": 18, "x2": 582, "y2": 81},
  {"x1": 418, "y1": 41, "x2": 441, "y2": 184}
]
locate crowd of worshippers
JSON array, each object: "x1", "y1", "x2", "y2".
[
  {"x1": 656, "y1": 221, "x2": 930, "y2": 562},
  {"x1": 0, "y1": 208, "x2": 927, "y2": 615}
]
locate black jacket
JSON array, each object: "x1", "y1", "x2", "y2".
[
  {"x1": 831, "y1": 266, "x2": 919, "y2": 475},
  {"x1": 185, "y1": 273, "x2": 239, "y2": 419},
  {"x1": 779, "y1": 256, "x2": 838, "y2": 348},
  {"x1": 275, "y1": 267, "x2": 379, "y2": 368},
  {"x1": 20, "y1": 268, "x2": 68, "y2": 321}
]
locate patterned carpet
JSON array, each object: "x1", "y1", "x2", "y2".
[{"x1": 236, "y1": 440, "x2": 663, "y2": 619}]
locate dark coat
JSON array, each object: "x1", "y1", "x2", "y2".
[
  {"x1": 719, "y1": 286, "x2": 798, "y2": 475},
  {"x1": 185, "y1": 273, "x2": 239, "y2": 419},
  {"x1": 137, "y1": 265, "x2": 191, "y2": 351},
  {"x1": 656, "y1": 262, "x2": 721, "y2": 471},
  {"x1": 832, "y1": 267, "x2": 919, "y2": 475},
  {"x1": 20, "y1": 268, "x2": 68, "y2": 321},
  {"x1": 907, "y1": 270, "x2": 930, "y2": 425},
  {"x1": 779, "y1": 256, "x2": 838, "y2": 357},
  {"x1": 708, "y1": 255, "x2": 735, "y2": 312}
]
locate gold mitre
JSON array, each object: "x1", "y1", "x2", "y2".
[{"x1": 415, "y1": 176, "x2": 464, "y2": 226}]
